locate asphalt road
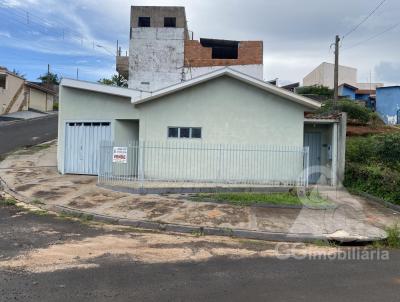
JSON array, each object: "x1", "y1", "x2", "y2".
[
  {"x1": 0, "y1": 115, "x2": 58, "y2": 155},
  {"x1": 0, "y1": 204, "x2": 399, "y2": 302}
]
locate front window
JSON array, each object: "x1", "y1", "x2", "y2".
[
  {"x1": 164, "y1": 17, "x2": 176, "y2": 28},
  {"x1": 138, "y1": 17, "x2": 150, "y2": 27},
  {"x1": 168, "y1": 127, "x2": 202, "y2": 139},
  {"x1": 0, "y1": 74, "x2": 6, "y2": 89}
]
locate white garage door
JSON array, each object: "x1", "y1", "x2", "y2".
[{"x1": 64, "y1": 122, "x2": 111, "y2": 175}]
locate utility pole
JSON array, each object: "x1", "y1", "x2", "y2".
[
  {"x1": 47, "y1": 64, "x2": 51, "y2": 89},
  {"x1": 333, "y1": 35, "x2": 340, "y2": 109}
]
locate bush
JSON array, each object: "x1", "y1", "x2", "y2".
[
  {"x1": 297, "y1": 85, "x2": 333, "y2": 98},
  {"x1": 53, "y1": 102, "x2": 59, "y2": 111},
  {"x1": 375, "y1": 133, "x2": 400, "y2": 166},
  {"x1": 344, "y1": 163, "x2": 400, "y2": 205},
  {"x1": 317, "y1": 100, "x2": 372, "y2": 124}
]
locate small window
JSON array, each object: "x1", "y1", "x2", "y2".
[
  {"x1": 168, "y1": 127, "x2": 202, "y2": 139},
  {"x1": 164, "y1": 17, "x2": 176, "y2": 28},
  {"x1": 191, "y1": 128, "x2": 202, "y2": 138},
  {"x1": 0, "y1": 74, "x2": 6, "y2": 89},
  {"x1": 180, "y1": 127, "x2": 190, "y2": 138},
  {"x1": 168, "y1": 127, "x2": 179, "y2": 138},
  {"x1": 138, "y1": 17, "x2": 150, "y2": 27}
]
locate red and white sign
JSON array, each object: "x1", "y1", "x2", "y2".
[{"x1": 112, "y1": 147, "x2": 128, "y2": 163}]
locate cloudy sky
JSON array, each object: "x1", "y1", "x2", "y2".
[{"x1": 0, "y1": 0, "x2": 399, "y2": 85}]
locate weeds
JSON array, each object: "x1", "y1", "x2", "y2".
[
  {"x1": 32, "y1": 198, "x2": 45, "y2": 205},
  {"x1": 385, "y1": 224, "x2": 400, "y2": 248},
  {"x1": 0, "y1": 197, "x2": 17, "y2": 206}
]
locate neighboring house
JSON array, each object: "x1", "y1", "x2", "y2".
[
  {"x1": 303, "y1": 62, "x2": 357, "y2": 89},
  {"x1": 281, "y1": 82, "x2": 300, "y2": 93},
  {"x1": 0, "y1": 67, "x2": 28, "y2": 115},
  {"x1": 116, "y1": 6, "x2": 263, "y2": 91},
  {"x1": 338, "y1": 83, "x2": 357, "y2": 99},
  {"x1": 376, "y1": 86, "x2": 400, "y2": 124},
  {"x1": 57, "y1": 68, "x2": 347, "y2": 187},
  {"x1": 25, "y1": 82, "x2": 55, "y2": 112},
  {"x1": 303, "y1": 62, "x2": 383, "y2": 93}
]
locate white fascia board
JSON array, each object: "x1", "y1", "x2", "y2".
[
  {"x1": 304, "y1": 118, "x2": 338, "y2": 124},
  {"x1": 61, "y1": 78, "x2": 135, "y2": 99},
  {"x1": 132, "y1": 68, "x2": 321, "y2": 110}
]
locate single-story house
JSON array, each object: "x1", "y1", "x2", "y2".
[
  {"x1": 25, "y1": 82, "x2": 56, "y2": 112},
  {"x1": 58, "y1": 68, "x2": 346, "y2": 186}
]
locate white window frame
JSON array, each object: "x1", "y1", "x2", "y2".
[{"x1": 168, "y1": 127, "x2": 202, "y2": 139}]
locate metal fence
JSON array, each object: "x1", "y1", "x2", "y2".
[{"x1": 98, "y1": 140, "x2": 310, "y2": 188}]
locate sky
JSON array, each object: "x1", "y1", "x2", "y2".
[{"x1": 0, "y1": 0, "x2": 399, "y2": 85}]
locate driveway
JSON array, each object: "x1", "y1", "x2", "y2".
[
  {"x1": 0, "y1": 203, "x2": 400, "y2": 302},
  {"x1": 0, "y1": 114, "x2": 57, "y2": 154},
  {"x1": 0, "y1": 141, "x2": 399, "y2": 241}
]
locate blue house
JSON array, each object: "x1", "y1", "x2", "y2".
[
  {"x1": 376, "y1": 86, "x2": 400, "y2": 124},
  {"x1": 338, "y1": 83, "x2": 357, "y2": 99}
]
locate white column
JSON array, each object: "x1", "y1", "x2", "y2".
[{"x1": 331, "y1": 123, "x2": 338, "y2": 186}]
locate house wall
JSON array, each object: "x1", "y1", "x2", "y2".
[
  {"x1": 376, "y1": 87, "x2": 400, "y2": 124},
  {"x1": 137, "y1": 76, "x2": 305, "y2": 145},
  {"x1": 338, "y1": 86, "x2": 355, "y2": 99},
  {"x1": 128, "y1": 27, "x2": 185, "y2": 91},
  {"x1": 303, "y1": 62, "x2": 357, "y2": 89},
  {"x1": 136, "y1": 76, "x2": 307, "y2": 180},
  {"x1": 28, "y1": 88, "x2": 54, "y2": 112},
  {"x1": 184, "y1": 65, "x2": 263, "y2": 81},
  {"x1": 0, "y1": 73, "x2": 26, "y2": 115}
]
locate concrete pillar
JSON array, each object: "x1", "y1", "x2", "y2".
[{"x1": 331, "y1": 123, "x2": 338, "y2": 186}]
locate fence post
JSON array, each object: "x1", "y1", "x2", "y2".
[
  {"x1": 138, "y1": 140, "x2": 145, "y2": 190},
  {"x1": 304, "y1": 146, "x2": 310, "y2": 188}
]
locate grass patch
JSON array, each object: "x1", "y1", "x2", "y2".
[
  {"x1": 15, "y1": 143, "x2": 53, "y2": 155},
  {"x1": 189, "y1": 191, "x2": 333, "y2": 208},
  {"x1": 30, "y1": 209, "x2": 50, "y2": 216},
  {"x1": 0, "y1": 198, "x2": 17, "y2": 206},
  {"x1": 385, "y1": 225, "x2": 400, "y2": 248},
  {"x1": 32, "y1": 198, "x2": 45, "y2": 205}
]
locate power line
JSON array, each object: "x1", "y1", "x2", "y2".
[
  {"x1": 343, "y1": 21, "x2": 400, "y2": 51},
  {"x1": 342, "y1": 0, "x2": 387, "y2": 40}
]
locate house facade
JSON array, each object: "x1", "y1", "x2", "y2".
[
  {"x1": 57, "y1": 68, "x2": 346, "y2": 187},
  {"x1": 0, "y1": 67, "x2": 27, "y2": 115}
]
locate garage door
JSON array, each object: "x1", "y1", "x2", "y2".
[{"x1": 64, "y1": 122, "x2": 111, "y2": 175}]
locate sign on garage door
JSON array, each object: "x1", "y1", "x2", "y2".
[{"x1": 64, "y1": 122, "x2": 111, "y2": 175}]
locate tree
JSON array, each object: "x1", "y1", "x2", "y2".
[
  {"x1": 12, "y1": 69, "x2": 26, "y2": 79},
  {"x1": 98, "y1": 74, "x2": 128, "y2": 88},
  {"x1": 296, "y1": 85, "x2": 334, "y2": 98},
  {"x1": 38, "y1": 72, "x2": 60, "y2": 85}
]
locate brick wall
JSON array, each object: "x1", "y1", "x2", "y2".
[{"x1": 184, "y1": 40, "x2": 263, "y2": 67}]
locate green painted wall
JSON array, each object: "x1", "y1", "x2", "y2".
[{"x1": 137, "y1": 76, "x2": 306, "y2": 146}]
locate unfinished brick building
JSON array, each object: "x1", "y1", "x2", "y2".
[{"x1": 116, "y1": 6, "x2": 263, "y2": 91}]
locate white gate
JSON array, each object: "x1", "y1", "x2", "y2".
[{"x1": 64, "y1": 122, "x2": 111, "y2": 175}]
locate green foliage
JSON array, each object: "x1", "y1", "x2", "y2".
[
  {"x1": 385, "y1": 225, "x2": 400, "y2": 248},
  {"x1": 53, "y1": 102, "x2": 59, "y2": 111},
  {"x1": 318, "y1": 100, "x2": 372, "y2": 123},
  {"x1": 0, "y1": 198, "x2": 17, "y2": 206},
  {"x1": 345, "y1": 133, "x2": 400, "y2": 204},
  {"x1": 190, "y1": 192, "x2": 332, "y2": 207},
  {"x1": 98, "y1": 74, "x2": 128, "y2": 88},
  {"x1": 38, "y1": 72, "x2": 60, "y2": 85},
  {"x1": 297, "y1": 85, "x2": 333, "y2": 98}
]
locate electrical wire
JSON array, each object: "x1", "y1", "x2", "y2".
[
  {"x1": 342, "y1": 0, "x2": 387, "y2": 40},
  {"x1": 343, "y1": 21, "x2": 400, "y2": 51}
]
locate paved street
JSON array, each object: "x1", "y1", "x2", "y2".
[
  {"x1": 0, "y1": 114, "x2": 57, "y2": 155},
  {"x1": 0, "y1": 204, "x2": 399, "y2": 302}
]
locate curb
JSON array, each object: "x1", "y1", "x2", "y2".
[
  {"x1": 0, "y1": 178, "x2": 383, "y2": 244},
  {"x1": 357, "y1": 191, "x2": 400, "y2": 213},
  {"x1": 52, "y1": 204, "x2": 381, "y2": 243}
]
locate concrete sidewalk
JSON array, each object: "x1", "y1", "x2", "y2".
[{"x1": 1, "y1": 142, "x2": 399, "y2": 242}]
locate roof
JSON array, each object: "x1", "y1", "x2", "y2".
[
  {"x1": 356, "y1": 89, "x2": 375, "y2": 95},
  {"x1": 339, "y1": 83, "x2": 358, "y2": 90},
  {"x1": 132, "y1": 68, "x2": 321, "y2": 109},
  {"x1": 281, "y1": 82, "x2": 300, "y2": 90},
  {"x1": 376, "y1": 85, "x2": 400, "y2": 90},
  {"x1": 26, "y1": 82, "x2": 56, "y2": 95}
]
